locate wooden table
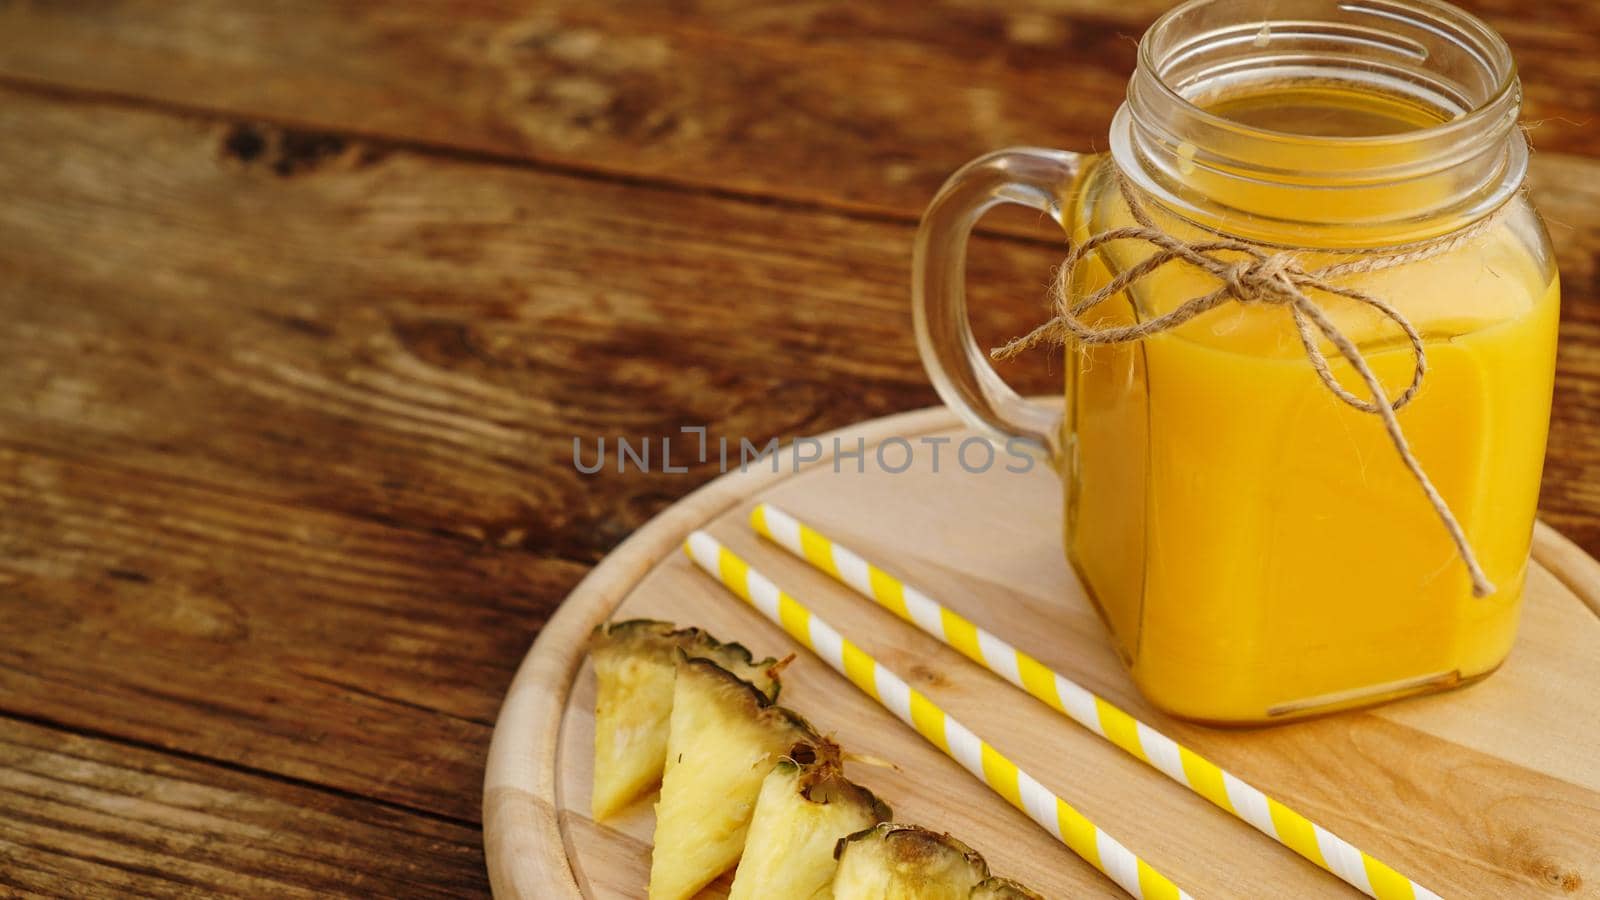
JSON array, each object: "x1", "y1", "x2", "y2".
[{"x1": 0, "y1": 2, "x2": 1596, "y2": 896}]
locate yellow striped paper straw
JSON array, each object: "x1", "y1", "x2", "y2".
[
  {"x1": 751, "y1": 503, "x2": 1441, "y2": 900},
  {"x1": 684, "y1": 530, "x2": 1191, "y2": 900}
]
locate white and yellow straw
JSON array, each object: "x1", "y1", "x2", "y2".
[
  {"x1": 751, "y1": 502, "x2": 1440, "y2": 900},
  {"x1": 684, "y1": 530, "x2": 1191, "y2": 900}
]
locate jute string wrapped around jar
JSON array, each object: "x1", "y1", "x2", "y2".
[{"x1": 993, "y1": 167, "x2": 1513, "y2": 597}]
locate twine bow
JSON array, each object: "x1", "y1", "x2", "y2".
[{"x1": 995, "y1": 169, "x2": 1508, "y2": 597}]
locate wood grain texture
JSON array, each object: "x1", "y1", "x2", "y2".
[
  {"x1": 0, "y1": 0, "x2": 1594, "y2": 223},
  {"x1": 0, "y1": 440, "x2": 584, "y2": 823},
  {"x1": 0, "y1": 715, "x2": 484, "y2": 897},
  {"x1": 0, "y1": 83, "x2": 1063, "y2": 561},
  {"x1": 488, "y1": 409, "x2": 1600, "y2": 899}
]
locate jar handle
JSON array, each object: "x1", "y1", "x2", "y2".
[{"x1": 913, "y1": 147, "x2": 1083, "y2": 461}]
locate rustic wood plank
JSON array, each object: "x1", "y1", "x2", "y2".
[
  {"x1": 0, "y1": 83, "x2": 1066, "y2": 563},
  {"x1": 0, "y1": 0, "x2": 1594, "y2": 226},
  {"x1": 0, "y1": 715, "x2": 484, "y2": 897},
  {"x1": 1534, "y1": 154, "x2": 1600, "y2": 552},
  {"x1": 0, "y1": 437, "x2": 587, "y2": 822}
]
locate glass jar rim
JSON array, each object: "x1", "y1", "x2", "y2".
[
  {"x1": 1113, "y1": 0, "x2": 1530, "y2": 245},
  {"x1": 1136, "y1": 0, "x2": 1520, "y2": 148}
]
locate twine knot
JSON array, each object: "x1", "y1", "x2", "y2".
[
  {"x1": 1223, "y1": 255, "x2": 1296, "y2": 304},
  {"x1": 992, "y1": 167, "x2": 1512, "y2": 597}
]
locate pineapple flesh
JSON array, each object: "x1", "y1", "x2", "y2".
[
  {"x1": 830, "y1": 823, "x2": 990, "y2": 900},
  {"x1": 590, "y1": 620, "x2": 779, "y2": 820},
  {"x1": 728, "y1": 758, "x2": 892, "y2": 900},
  {"x1": 971, "y1": 876, "x2": 1046, "y2": 899},
  {"x1": 649, "y1": 655, "x2": 831, "y2": 900}
]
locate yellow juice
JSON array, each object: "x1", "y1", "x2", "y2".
[{"x1": 1062, "y1": 87, "x2": 1560, "y2": 722}]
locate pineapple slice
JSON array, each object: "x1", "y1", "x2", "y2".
[
  {"x1": 971, "y1": 876, "x2": 1046, "y2": 899},
  {"x1": 727, "y1": 758, "x2": 892, "y2": 900},
  {"x1": 649, "y1": 655, "x2": 832, "y2": 900},
  {"x1": 590, "y1": 620, "x2": 779, "y2": 819},
  {"x1": 831, "y1": 824, "x2": 990, "y2": 900}
]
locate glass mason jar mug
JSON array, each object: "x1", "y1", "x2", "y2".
[{"x1": 913, "y1": 0, "x2": 1559, "y2": 724}]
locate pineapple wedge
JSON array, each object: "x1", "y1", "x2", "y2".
[
  {"x1": 589, "y1": 620, "x2": 779, "y2": 819},
  {"x1": 649, "y1": 655, "x2": 832, "y2": 900},
  {"x1": 971, "y1": 876, "x2": 1046, "y2": 899},
  {"x1": 831, "y1": 823, "x2": 990, "y2": 900},
  {"x1": 727, "y1": 758, "x2": 892, "y2": 900}
]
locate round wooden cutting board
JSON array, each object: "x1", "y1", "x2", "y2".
[{"x1": 483, "y1": 407, "x2": 1600, "y2": 899}]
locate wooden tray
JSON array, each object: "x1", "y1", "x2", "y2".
[{"x1": 483, "y1": 407, "x2": 1600, "y2": 899}]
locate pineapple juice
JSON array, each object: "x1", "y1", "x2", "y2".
[{"x1": 1062, "y1": 85, "x2": 1560, "y2": 722}]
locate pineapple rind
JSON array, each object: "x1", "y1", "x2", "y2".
[
  {"x1": 648, "y1": 656, "x2": 829, "y2": 900},
  {"x1": 831, "y1": 823, "x2": 990, "y2": 900},
  {"x1": 593, "y1": 619, "x2": 781, "y2": 697},
  {"x1": 971, "y1": 876, "x2": 1046, "y2": 899},
  {"x1": 590, "y1": 620, "x2": 778, "y2": 819},
  {"x1": 727, "y1": 758, "x2": 891, "y2": 900}
]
